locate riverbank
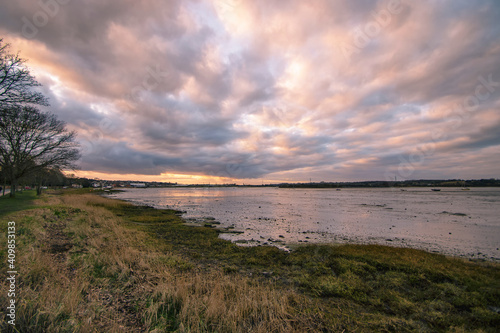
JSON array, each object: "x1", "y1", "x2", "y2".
[
  {"x1": 110, "y1": 187, "x2": 500, "y2": 262},
  {"x1": 1, "y1": 189, "x2": 499, "y2": 332}
]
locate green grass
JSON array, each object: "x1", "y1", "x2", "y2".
[
  {"x1": 99, "y1": 199, "x2": 500, "y2": 332},
  {"x1": 1, "y1": 191, "x2": 499, "y2": 332},
  {"x1": 0, "y1": 189, "x2": 37, "y2": 217}
]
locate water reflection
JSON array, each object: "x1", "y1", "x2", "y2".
[{"x1": 110, "y1": 187, "x2": 500, "y2": 261}]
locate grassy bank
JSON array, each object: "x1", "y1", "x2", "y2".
[
  {"x1": 1, "y1": 190, "x2": 499, "y2": 332},
  {"x1": 0, "y1": 190, "x2": 37, "y2": 217}
]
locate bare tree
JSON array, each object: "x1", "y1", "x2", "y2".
[
  {"x1": 20, "y1": 165, "x2": 67, "y2": 195},
  {"x1": 0, "y1": 105, "x2": 80, "y2": 197},
  {"x1": 0, "y1": 38, "x2": 49, "y2": 108}
]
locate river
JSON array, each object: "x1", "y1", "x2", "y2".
[{"x1": 109, "y1": 187, "x2": 500, "y2": 261}]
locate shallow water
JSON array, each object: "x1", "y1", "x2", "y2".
[{"x1": 110, "y1": 187, "x2": 500, "y2": 260}]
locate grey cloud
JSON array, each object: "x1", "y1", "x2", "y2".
[
  {"x1": 1, "y1": 0, "x2": 499, "y2": 181},
  {"x1": 80, "y1": 140, "x2": 181, "y2": 175},
  {"x1": 452, "y1": 121, "x2": 500, "y2": 151}
]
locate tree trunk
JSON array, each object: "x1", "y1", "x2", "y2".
[
  {"x1": 36, "y1": 179, "x2": 42, "y2": 195},
  {"x1": 9, "y1": 180, "x2": 16, "y2": 198}
]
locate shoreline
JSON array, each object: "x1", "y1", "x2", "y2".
[
  {"x1": 106, "y1": 187, "x2": 500, "y2": 263},
  {"x1": 1, "y1": 189, "x2": 499, "y2": 332}
]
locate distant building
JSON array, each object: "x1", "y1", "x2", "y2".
[{"x1": 130, "y1": 183, "x2": 147, "y2": 188}]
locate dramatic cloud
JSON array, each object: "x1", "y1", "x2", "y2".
[{"x1": 1, "y1": 0, "x2": 499, "y2": 183}]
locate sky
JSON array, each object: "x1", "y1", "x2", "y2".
[{"x1": 0, "y1": 0, "x2": 499, "y2": 184}]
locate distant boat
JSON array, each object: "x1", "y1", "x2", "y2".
[
  {"x1": 336, "y1": 188, "x2": 341, "y2": 191},
  {"x1": 400, "y1": 189, "x2": 407, "y2": 191},
  {"x1": 431, "y1": 189, "x2": 441, "y2": 192},
  {"x1": 461, "y1": 180, "x2": 470, "y2": 190}
]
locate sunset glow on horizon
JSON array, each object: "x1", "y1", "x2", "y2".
[{"x1": 1, "y1": 0, "x2": 499, "y2": 184}]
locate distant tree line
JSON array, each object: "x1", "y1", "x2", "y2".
[
  {"x1": 279, "y1": 179, "x2": 500, "y2": 188},
  {"x1": 0, "y1": 38, "x2": 80, "y2": 197}
]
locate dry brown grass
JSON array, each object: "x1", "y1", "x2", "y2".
[
  {"x1": 4, "y1": 191, "x2": 497, "y2": 332},
  {"x1": 1, "y1": 193, "x2": 315, "y2": 332},
  {"x1": 145, "y1": 272, "x2": 305, "y2": 333},
  {"x1": 0, "y1": 205, "x2": 91, "y2": 332}
]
